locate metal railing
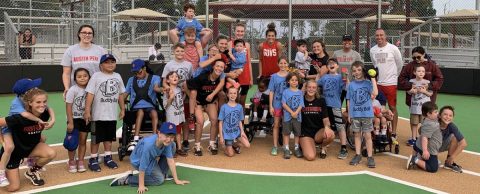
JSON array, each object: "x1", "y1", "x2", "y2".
[{"x1": 3, "y1": 12, "x2": 19, "y2": 63}]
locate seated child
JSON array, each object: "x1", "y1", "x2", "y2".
[
  {"x1": 252, "y1": 78, "x2": 270, "y2": 122},
  {"x1": 294, "y1": 39, "x2": 312, "y2": 78},
  {"x1": 168, "y1": 3, "x2": 212, "y2": 48},
  {"x1": 372, "y1": 91, "x2": 393, "y2": 144}
]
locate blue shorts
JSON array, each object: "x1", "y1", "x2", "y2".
[
  {"x1": 1, "y1": 126, "x2": 11, "y2": 134},
  {"x1": 132, "y1": 107, "x2": 155, "y2": 113},
  {"x1": 413, "y1": 144, "x2": 439, "y2": 173},
  {"x1": 225, "y1": 139, "x2": 235, "y2": 146}
]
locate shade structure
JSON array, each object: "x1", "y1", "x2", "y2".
[
  {"x1": 113, "y1": 8, "x2": 170, "y2": 20},
  {"x1": 440, "y1": 9, "x2": 480, "y2": 18},
  {"x1": 195, "y1": 14, "x2": 236, "y2": 23},
  {"x1": 361, "y1": 14, "x2": 425, "y2": 24}
]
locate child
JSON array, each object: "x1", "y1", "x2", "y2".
[
  {"x1": 281, "y1": 72, "x2": 305, "y2": 159},
  {"x1": 225, "y1": 39, "x2": 247, "y2": 88},
  {"x1": 407, "y1": 101, "x2": 442, "y2": 173},
  {"x1": 218, "y1": 87, "x2": 250, "y2": 157},
  {"x1": 252, "y1": 78, "x2": 270, "y2": 122},
  {"x1": 125, "y1": 59, "x2": 162, "y2": 151},
  {"x1": 0, "y1": 78, "x2": 56, "y2": 187},
  {"x1": 294, "y1": 39, "x2": 312, "y2": 78},
  {"x1": 163, "y1": 71, "x2": 187, "y2": 156},
  {"x1": 65, "y1": 68, "x2": 90, "y2": 173},
  {"x1": 183, "y1": 27, "x2": 201, "y2": 70},
  {"x1": 372, "y1": 91, "x2": 394, "y2": 144},
  {"x1": 346, "y1": 61, "x2": 378, "y2": 168},
  {"x1": 407, "y1": 65, "x2": 432, "y2": 146},
  {"x1": 169, "y1": 3, "x2": 212, "y2": 48},
  {"x1": 110, "y1": 122, "x2": 190, "y2": 193},
  {"x1": 268, "y1": 57, "x2": 289, "y2": 156},
  {"x1": 316, "y1": 58, "x2": 348, "y2": 160},
  {"x1": 84, "y1": 54, "x2": 126, "y2": 172}
]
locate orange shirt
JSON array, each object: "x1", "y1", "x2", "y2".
[{"x1": 260, "y1": 41, "x2": 280, "y2": 77}]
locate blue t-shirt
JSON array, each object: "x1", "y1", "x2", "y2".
[
  {"x1": 218, "y1": 103, "x2": 244, "y2": 140},
  {"x1": 176, "y1": 17, "x2": 203, "y2": 40},
  {"x1": 281, "y1": 88, "x2": 304, "y2": 122},
  {"x1": 126, "y1": 75, "x2": 161, "y2": 109},
  {"x1": 317, "y1": 74, "x2": 344, "y2": 108},
  {"x1": 346, "y1": 79, "x2": 374, "y2": 118},
  {"x1": 193, "y1": 55, "x2": 226, "y2": 79},
  {"x1": 130, "y1": 134, "x2": 174, "y2": 175},
  {"x1": 9, "y1": 97, "x2": 25, "y2": 116},
  {"x1": 230, "y1": 49, "x2": 246, "y2": 71},
  {"x1": 268, "y1": 73, "x2": 288, "y2": 109}
]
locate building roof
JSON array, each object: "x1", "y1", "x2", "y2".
[
  {"x1": 361, "y1": 14, "x2": 425, "y2": 24},
  {"x1": 113, "y1": 8, "x2": 170, "y2": 20}
]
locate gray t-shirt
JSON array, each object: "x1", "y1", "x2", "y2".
[
  {"x1": 65, "y1": 85, "x2": 86, "y2": 119},
  {"x1": 85, "y1": 71, "x2": 126, "y2": 121},
  {"x1": 61, "y1": 44, "x2": 107, "y2": 85},
  {"x1": 161, "y1": 60, "x2": 193, "y2": 86},
  {"x1": 409, "y1": 79, "x2": 431, "y2": 115},
  {"x1": 416, "y1": 118, "x2": 442, "y2": 155},
  {"x1": 295, "y1": 51, "x2": 312, "y2": 70},
  {"x1": 162, "y1": 86, "x2": 185, "y2": 125},
  {"x1": 333, "y1": 49, "x2": 362, "y2": 81}
]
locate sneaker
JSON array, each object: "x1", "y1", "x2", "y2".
[
  {"x1": 127, "y1": 141, "x2": 137, "y2": 151},
  {"x1": 104, "y1": 155, "x2": 118, "y2": 169},
  {"x1": 233, "y1": 145, "x2": 241, "y2": 154},
  {"x1": 406, "y1": 154, "x2": 417, "y2": 170},
  {"x1": 294, "y1": 147, "x2": 303, "y2": 158},
  {"x1": 68, "y1": 160, "x2": 77, "y2": 173},
  {"x1": 208, "y1": 144, "x2": 218, "y2": 155},
  {"x1": 24, "y1": 169, "x2": 44, "y2": 186},
  {"x1": 176, "y1": 149, "x2": 188, "y2": 157},
  {"x1": 406, "y1": 139, "x2": 416, "y2": 146},
  {"x1": 338, "y1": 147, "x2": 348, "y2": 159},
  {"x1": 110, "y1": 173, "x2": 132, "y2": 186},
  {"x1": 194, "y1": 145, "x2": 203, "y2": 156},
  {"x1": 260, "y1": 117, "x2": 267, "y2": 123},
  {"x1": 88, "y1": 157, "x2": 101, "y2": 172},
  {"x1": 77, "y1": 160, "x2": 87, "y2": 173},
  {"x1": 319, "y1": 149, "x2": 327, "y2": 159},
  {"x1": 0, "y1": 172, "x2": 10, "y2": 187},
  {"x1": 165, "y1": 174, "x2": 174, "y2": 181},
  {"x1": 444, "y1": 161, "x2": 463, "y2": 173},
  {"x1": 182, "y1": 140, "x2": 190, "y2": 152},
  {"x1": 283, "y1": 148, "x2": 291, "y2": 159},
  {"x1": 367, "y1": 157, "x2": 376, "y2": 168},
  {"x1": 188, "y1": 114, "x2": 196, "y2": 131},
  {"x1": 349, "y1": 154, "x2": 362, "y2": 165},
  {"x1": 252, "y1": 116, "x2": 258, "y2": 122},
  {"x1": 271, "y1": 147, "x2": 278, "y2": 156}
]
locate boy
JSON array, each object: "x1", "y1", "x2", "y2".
[
  {"x1": 225, "y1": 39, "x2": 247, "y2": 88},
  {"x1": 407, "y1": 101, "x2": 442, "y2": 173},
  {"x1": 84, "y1": 54, "x2": 126, "y2": 172},
  {"x1": 252, "y1": 78, "x2": 270, "y2": 122},
  {"x1": 125, "y1": 59, "x2": 162, "y2": 151},
  {"x1": 110, "y1": 122, "x2": 190, "y2": 193},
  {"x1": 168, "y1": 3, "x2": 212, "y2": 48},
  {"x1": 294, "y1": 39, "x2": 312, "y2": 78}
]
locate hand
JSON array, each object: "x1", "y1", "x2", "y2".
[
  {"x1": 231, "y1": 56, "x2": 237, "y2": 62},
  {"x1": 163, "y1": 86, "x2": 170, "y2": 94},
  {"x1": 206, "y1": 94, "x2": 213, "y2": 102},
  {"x1": 168, "y1": 89, "x2": 175, "y2": 100},
  {"x1": 219, "y1": 138, "x2": 225, "y2": 147},
  {"x1": 119, "y1": 110, "x2": 125, "y2": 120},
  {"x1": 63, "y1": 89, "x2": 68, "y2": 101},
  {"x1": 422, "y1": 150, "x2": 430, "y2": 160},
  {"x1": 269, "y1": 107, "x2": 275, "y2": 116},
  {"x1": 67, "y1": 122, "x2": 74, "y2": 133},
  {"x1": 174, "y1": 179, "x2": 190, "y2": 185},
  {"x1": 291, "y1": 112, "x2": 298, "y2": 119},
  {"x1": 409, "y1": 88, "x2": 417, "y2": 94},
  {"x1": 137, "y1": 186, "x2": 148, "y2": 194},
  {"x1": 84, "y1": 112, "x2": 91, "y2": 124},
  {"x1": 213, "y1": 54, "x2": 222, "y2": 60},
  {"x1": 347, "y1": 116, "x2": 351, "y2": 123},
  {"x1": 44, "y1": 120, "x2": 55, "y2": 130},
  {"x1": 324, "y1": 127, "x2": 333, "y2": 139}
]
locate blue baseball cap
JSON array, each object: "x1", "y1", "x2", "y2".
[
  {"x1": 131, "y1": 59, "x2": 146, "y2": 72},
  {"x1": 99, "y1": 54, "x2": 116, "y2": 64},
  {"x1": 12, "y1": 78, "x2": 42, "y2": 96},
  {"x1": 160, "y1": 122, "x2": 176, "y2": 135},
  {"x1": 63, "y1": 128, "x2": 79, "y2": 151}
]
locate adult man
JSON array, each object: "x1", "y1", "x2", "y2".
[{"x1": 369, "y1": 28, "x2": 403, "y2": 137}]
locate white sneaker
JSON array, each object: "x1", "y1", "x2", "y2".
[
  {"x1": 260, "y1": 117, "x2": 267, "y2": 122},
  {"x1": 0, "y1": 172, "x2": 9, "y2": 187},
  {"x1": 252, "y1": 116, "x2": 258, "y2": 122},
  {"x1": 127, "y1": 141, "x2": 137, "y2": 151},
  {"x1": 68, "y1": 160, "x2": 77, "y2": 173}
]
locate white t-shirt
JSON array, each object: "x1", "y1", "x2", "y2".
[
  {"x1": 161, "y1": 60, "x2": 193, "y2": 87},
  {"x1": 369, "y1": 43, "x2": 403, "y2": 86},
  {"x1": 85, "y1": 71, "x2": 126, "y2": 121},
  {"x1": 61, "y1": 44, "x2": 107, "y2": 85},
  {"x1": 65, "y1": 85, "x2": 86, "y2": 119},
  {"x1": 162, "y1": 86, "x2": 185, "y2": 125},
  {"x1": 409, "y1": 79, "x2": 431, "y2": 115},
  {"x1": 295, "y1": 51, "x2": 311, "y2": 70}
]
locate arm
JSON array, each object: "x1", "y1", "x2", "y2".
[
  {"x1": 164, "y1": 90, "x2": 174, "y2": 109},
  {"x1": 31, "y1": 35, "x2": 37, "y2": 45},
  {"x1": 62, "y1": 66, "x2": 72, "y2": 98},
  {"x1": 118, "y1": 93, "x2": 126, "y2": 119},
  {"x1": 84, "y1": 93, "x2": 94, "y2": 124},
  {"x1": 430, "y1": 64, "x2": 444, "y2": 91},
  {"x1": 393, "y1": 47, "x2": 404, "y2": 75},
  {"x1": 371, "y1": 78, "x2": 378, "y2": 98},
  {"x1": 421, "y1": 136, "x2": 430, "y2": 160},
  {"x1": 45, "y1": 107, "x2": 56, "y2": 129},
  {"x1": 246, "y1": 42, "x2": 253, "y2": 85},
  {"x1": 137, "y1": 171, "x2": 147, "y2": 193},
  {"x1": 199, "y1": 54, "x2": 221, "y2": 68},
  {"x1": 282, "y1": 103, "x2": 294, "y2": 115},
  {"x1": 20, "y1": 112, "x2": 42, "y2": 123},
  {"x1": 218, "y1": 121, "x2": 224, "y2": 146},
  {"x1": 167, "y1": 158, "x2": 189, "y2": 185},
  {"x1": 398, "y1": 64, "x2": 413, "y2": 90},
  {"x1": 66, "y1": 103, "x2": 74, "y2": 132},
  {"x1": 346, "y1": 100, "x2": 351, "y2": 123},
  {"x1": 209, "y1": 78, "x2": 225, "y2": 98},
  {"x1": 269, "y1": 91, "x2": 274, "y2": 115},
  {"x1": 277, "y1": 42, "x2": 284, "y2": 58},
  {"x1": 0, "y1": 118, "x2": 6, "y2": 127},
  {"x1": 258, "y1": 44, "x2": 263, "y2": 78}
]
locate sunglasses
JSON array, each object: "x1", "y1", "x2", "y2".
[{"x1": 412, "y1": 56, "x2": 422, "y2": 60}]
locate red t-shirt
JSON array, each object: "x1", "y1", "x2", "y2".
[
  {"x1": 231, "y1": 41, "x2": 252, "y2": 85},
  {"x1": 260, "y1": 41, "x2": 280, "y2": 77}
]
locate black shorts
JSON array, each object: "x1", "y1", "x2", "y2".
[
  {"x1": 300, "y1": 127, "x2": 319, "y2": 139},
  {"x1": 73, "y1": 118, "x2": 91, "y2": 133},
  {"x1": 239, "y1": 85, "x2": 250, "y2": 96},
  {"x1": 91, "y1": 120, "x2": 117, "y2": 144},
  {"x1": 413, "y1": 144, "x2": 439, "y2": 173},
  {"x1": 197, "y1": 96, "x2": 217, "y2": 106},
  {"x1": 1, "y1": 147, "x2": 33, "y2": 169}
]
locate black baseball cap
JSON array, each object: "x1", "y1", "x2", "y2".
[{"x1": 342, "y1": 34, "x2": 353, "y2": 41}]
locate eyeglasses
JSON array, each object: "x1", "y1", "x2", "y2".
[
  {"x1": 412, "y1": 56, "x2": 422, "y2": 60},
  {"x1": 80, "y1": 32, "x2": 93, "y2": 36}
]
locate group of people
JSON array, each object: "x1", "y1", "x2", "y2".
[{"x1": 0, "y1": 3, "x2": 469, "y2": 193}]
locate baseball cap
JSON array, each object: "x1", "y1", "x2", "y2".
[
  {"x1": 160, "y1": 122, "x2": 176, "y2": 135},
  {"x1": 12, "y1": 78, "x2": 42, "y2": 96},
  {"x1": 99, "y1": 54, "x2": 116, "y2": 64},
  {"x1": 328, "y1": 58, "x2": 338, "y2": 64},
  {"x1": 131, "y1": 59, "x2": 146, "y2": 72},
  {"x1": 342, "y1": 34, "x2": 353, "y2": 41},
  {"x1": 63, "y1": 128, "x2": 79, "y2": 151}
]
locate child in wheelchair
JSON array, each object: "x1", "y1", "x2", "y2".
[{"x1": 252, "y1": 78, "x2": 270, "y2": 123}]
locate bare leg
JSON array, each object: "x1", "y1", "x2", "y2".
[
  {"x1": 134, "y1": 109, "x2": 145, "y2": 137},
  {"x1": 200, "y1": 28, "x2": 213, "y2": 48},
  {"x1": 194, "y1": 105, "x2": 205, "y2": 143},
  {"x1": 391, "y1": 106, "x2": 398, "y2": 135},
  {"x1": 299, "y1": 137, "x2": 316, "y2": 161},
  {"x1": 355, "y1": 132, "x2": 362, "y2": 155},
  {"x1": 446, "y1": 137, "x2": 467, "y2": 165},
  {"x1": 103, "y1": 141, "x2": 112, "y2": 153},
  {"x1": 364, "y1": 132, "x2": 373, "y2": 157},
  {"x1": 6, "y1": 169, "x2": 20, "y2": 192},
  {"x1": 206, "y1": 102, "x2": 219, "y2": 142},
  {"x1": 149, "y1": 109, "x2": 158, "y2": 134},
  {"x1": 272, "y1": 116, "x2": 281, "y2": 147},
  {"x1": 168, "y1": 29, "x2": 179, "y2": 44},
  {"x1": 225, "y1": 146, "x2": 234, "y2": 157},
  {"x1": 78, "y1": 132, "x2": 88, "y2": 162}
]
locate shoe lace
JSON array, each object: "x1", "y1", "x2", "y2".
[{"x1": 30, "y1": 170, "x2": 41, "y2": 180}]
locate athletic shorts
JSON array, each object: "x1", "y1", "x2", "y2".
[
  {"x1": 282, "y1": 119, "x2": 301, "y2": 136},
  {"x1": 351, "y1": 118, "x2": 374, "y2": 133},
  {"x1": 327, "y1": 107, "x2": 345, "y2": 132},
  {"x1": 439, "y1": 134, "x2": 453, "y2": 152},
  {"x1": 197, "y1": 97, "x2": 217, "y2": 106},
  {"x1": 239, "y1": 85, "x2": 250, "y2": 96},
  {"x1": 176, "y1": 124, "x2": 183, "y2": 134},
  {"x1": 73, "y1": 118, "x2": 91, "y2": 133},
  {"x1": 1, "y1": 147, "x2": 34, "y2": 169},
  {"x1": 377, "y1": 85, "x2": 397, "y2": 107},
  {"x1": 300, "y1": 127, "x2": 319, "y2": 139},
  {"x1": 91, "y1": 120, "x2": 117, "y2": 144},
  {"x1": 183, "y1": 99, "x2": 190, "y2": 117},
  {"x1": 1, "y1": 126, "x2": 11, "y2": 134},
  {"x1": 273, "y1": 108, "x2": 283, "y2": 118},
  {"x1": 410, "y1": 114, "x2": 423, "y2": 125},
  {"x1": 413, "y1": 144, "x2": 439, "y2": 173}
]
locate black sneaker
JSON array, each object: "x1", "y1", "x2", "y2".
[
  {"x1": 233, "y1": 145, "x2": 241, "y2": 154},
  {"x1": 319, "y1": 149, "x2": 327, "y2": 159},
  {"x1": 444, "y1": 161, "x2": 463, "y2": 173},
  {"x1": 182, "y1": 140, "x2": 190, "y2": 152},
  {"x1": 24, "y1": 169, "x2": 45, "y2": 186},
  {"x1": 338, "y1": 147, "x2": 348, "y2": 159},
  {"x1": 349, "y1": 154, "x2": 362, "y2": 165},
  {"x1": 406, "y1": 154, "x2": 417, "y2": 170}
]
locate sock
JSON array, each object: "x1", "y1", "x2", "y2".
[
  {"x1": 294, "y1": 144, "x2": 299, "y2": 149},
  {"x1": 209, "y1": 140, "x2": 215, "y2": 146},
  {"x1": 91, "y1": 153, "x2": 98, "y2": 158},
  {"x1": 134, "y1": 136, "x2": 139, "y2": 141},
  {"x1": 341, "y1": 145, "x2": 347, "y2": 150},
  {"x1": 104, "y1": 151, "x2": 112, "y2": 156},
  {"x1": 262, "y1": 110, "x2": 268, "y2": 118},
  {"x1": 381, "y1": 127, "x2": 387, "y2": 135},
  {"x1": 195, "y1": 142, "x2": 201, "y2": 147},
  {"x1": 374, "y1": 128, "x2": 380, "y2": 135},
  {"x1": 253, "y1": 112, "x2": 258, "y2": 118},
  {"x1": 414, "y1": 157, "x2": 419, "y2": 164},
  {"x1": 284, "y1": 145, "x2": 289, "y2": 150}
]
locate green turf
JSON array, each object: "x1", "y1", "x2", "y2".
[{"x1": 39, "y1": 166, "x2": 432, "y2": 194}]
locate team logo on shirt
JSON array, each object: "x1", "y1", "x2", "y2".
[
  {"x1": 176, "y1": 68, "x2": 188, "y2": 83},
  {"x1": 324, "y1": 78, "x2": 337, "y2": 91},
  {"x1": 352, "y1": 87, "x2": 370, "y2": 106},
  {"x1": 100, "y1": 78, "x2": 120, "y2": 97},
  {"x1": 225, "y1": 109, "x2": 241, "y2": 130},
  {"x1": 287, "y1": 94, "x2": 302, "y2": 108},
  {"x1": 172, "y1": 91, "x2": 184, "y2": 110},
  {"x1": 73, "y1": 93, "x2": 86, "y2": 112}
]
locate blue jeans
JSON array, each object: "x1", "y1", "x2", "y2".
[{"x1": 129, "y1": 156, "x2": 169, "y2": 186}]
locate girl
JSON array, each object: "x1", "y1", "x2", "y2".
[
  {"x1": 346, "y1": 61, "x2": 378, "y2": 168},
  {"x1": 65, "y1": 68, "x2": 90, "y2": 173},
  {"x1": 308, "y1": 40, "x2": 329, "y2": 79},
  {"x1": 218, "y1": 87, "x2": 250, "y2": 157},
  {"x1": 163, "y1": 71, "x2": 187, "y2": 156},
  {"x1": 407, "y1": 65, "x2": 433, "y2": 146},
  {"x1": 18, "y1": 28, "x2": 36, "y2": 59},
  {"x1": 281, "y1": 72, "x2": 304, "y2": 159},
  {"x1": 0, "y1": 88, "x2": 56, "y2": 191},
  {"x1": 187, "y1": 60, "x2": 225, "y2": 156},
  {"x1": 267, "y1": 57, "x2": 289, "y2": 156},
  {"x1": 258, "y1": 23, "x2": 283, "y2": 78},
  {"x1": 300, "y1": 80, "x2": 335, "y2": 160},
  {"x1": 228, "y1": 23, "x2": 253, "y2": 107}
]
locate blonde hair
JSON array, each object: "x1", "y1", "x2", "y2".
[
  {"x1": 21, "y1": 88, "x2": 47, "y2": 113},
  {"x1": 305, "y1": 80, "x2": 321, "y2": 99}
]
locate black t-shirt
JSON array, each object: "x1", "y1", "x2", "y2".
[
  {"x1": 308, "y1": 53, "x2": 329, "y2": 75},
  {"x1": 188, "y1": 72, "x2": 222, "y2": 102},
  {"x1": 301, "y1": 97, "x2": 329, "y2": 132},
  {"x1": 6, "y1": 110, "x2": 50, "y2": 157}
]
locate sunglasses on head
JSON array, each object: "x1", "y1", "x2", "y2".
[{"x1": 412, "y1": 56, "x2": 422, "y2": 60}]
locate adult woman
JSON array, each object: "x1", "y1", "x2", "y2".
[
  {"x1": 438, "y1": 106, "x2": 467, "y2": 173},
  {"x1": 228, "y1": 23, "x2": 253, "y2": 107},
  {"x1": 299, "y1": 80, "x2": 335, "y2": 161},
  {"x1": 398, "y1": 46, "x2": 444, "y2": 107},
  {"x1": 19, "y1": 28, "x2": 36, "y2": 59},
  {"x1": 258, "y1": 23, "x2": 283, "y2": 79},
  {"x1": 0, "y1": 88, "x2": 56, "y2": 191},
  {"x1": 308, "y1": 40, "x2": 329, "y2": 79},
  {"x1": 61, "y1": 24, "x2": 107, "y2": 98},
  {"x1": 187, "y1": 60, "x2": 225, "y2": 156}
]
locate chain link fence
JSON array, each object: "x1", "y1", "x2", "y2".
[{"x1": 0, "y1": 0, "x2": 478, "y2": 68}]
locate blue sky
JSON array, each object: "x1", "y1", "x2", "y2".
[{"x1": 433, "y1": 0, "x2": 477, "y2": 16}]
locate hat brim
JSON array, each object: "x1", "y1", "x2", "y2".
[
  {"x1": 100, "y1": 57, "x2": 116, "y2": 64},
  {"x1": 30, "y1": 78, "x2": 42, "y2": 89}
]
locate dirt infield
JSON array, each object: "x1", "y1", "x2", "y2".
[{"x1": 5, "y1": 119, "x2": 480, "y2": 193}]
